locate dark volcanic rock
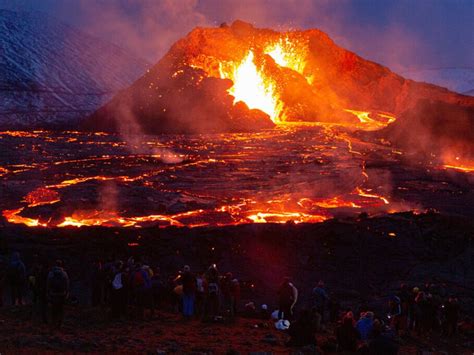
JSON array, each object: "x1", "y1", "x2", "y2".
[
  {"x1": 83, "y1": 66, "x2": 274, "y2": 134},
  {"x1": 380, "y1": 99, "x2": 474, "y2": 159}
]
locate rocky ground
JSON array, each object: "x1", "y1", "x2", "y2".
[{"x1": 0, "y1": 304, "x2": 472, "y2": 354}]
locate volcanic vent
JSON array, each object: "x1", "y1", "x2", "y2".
[{"x1": 85, "y1": 20, "x2": 473, "y2": 136}]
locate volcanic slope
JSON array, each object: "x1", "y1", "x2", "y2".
[
  {"x1": 0, "y1": 10, "x2": 149, "y2": 129},
  {"x1": 87, "y1": 20, "x2": 474, "y2": 137}
]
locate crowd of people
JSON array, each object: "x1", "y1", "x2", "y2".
[{"x1": 0, "y1": 251, "x2": 468, "y2": 353}]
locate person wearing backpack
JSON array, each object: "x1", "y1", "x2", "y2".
[
  {"x1": 7, "y1": 252, "x2": 26, "y2": 306},
  {"x1": 204, "y1": 264, "x2": 220, "y2": 319},
  {"x1": 47, "y1": 260, "x2": 69, "y2": 329},
  {"x1": 130, "y1": 262, "x2": 151, "y2": 319}
]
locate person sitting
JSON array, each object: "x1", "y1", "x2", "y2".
[{"x1": 336, "y1": 312, "x2": 360, "y2": 352}]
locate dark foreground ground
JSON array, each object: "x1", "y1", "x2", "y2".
[{"x1": 0, "y1": 212, "x2": 473, "y2": 353}]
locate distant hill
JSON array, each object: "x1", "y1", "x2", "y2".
[
  {"x1": 401, "y1": 67, "x2": 474, "y2": 96},
  {"x1": 0, "y1": 9, "x2": 149, "y2": 129}
]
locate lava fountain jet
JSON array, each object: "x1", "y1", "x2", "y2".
[{"x1": 219, "y1": 51, "x2": 282, "y2": 122}]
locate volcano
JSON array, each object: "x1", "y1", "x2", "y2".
[
  {"x1": 2, "y1": 20, "x2": 474, "y2": 229},
  {"x1": 85, "y1": 21, "x2": 473, "y2": 151}
]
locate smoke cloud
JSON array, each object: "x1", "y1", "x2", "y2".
[{"x1": 3, "y1": 0, "x2": 470, "y2": 71}]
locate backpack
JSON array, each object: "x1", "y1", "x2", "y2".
[
  {"x1": 8, "y1": 262, "x2": 24, "y2": 283},
  {"x1": 279, "y1": 283, "x2": 294, "y2": 302},
  {"x1": 132, "y1": 270, "x2": 145, "y2": 288},
  {"x1": 49, "y1": 270, "x2": 67, "y2": 295},
  {"x1": 208, "y1": 282, "x2": 219, "y2": 295}
]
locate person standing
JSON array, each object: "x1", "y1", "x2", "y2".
[
  {"x1": 312, "y1": 281, "x2": 329, "y2": 323},
  {"x1": 47, "y1": 260, "x2": 69, "y2": 329},
  {"x1": 445, "y1": 296, "x2": 460, "y2": 336},
  {"x1": 335, "y1": 312, "x2": 360, "y2": 352},
  {"x1": 0, "y1": 260, "x2": 6, "y2": 307},
  {"x1": 204, "y1": 264, "x2": 220, "y2": 319},
  {"x1": 181, "y1": 265, "x2": 196, "y2": 319},
  {"x1": 8, "y1": 252, "x2": 26, "y2": 306},
  {"x1": 31, "y1": 259, "x2": 49, "y2": 323},
  {"x1": 277, "y1": 277, "x2": 298, "y2": 320}
]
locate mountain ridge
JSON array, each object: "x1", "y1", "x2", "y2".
[{"x1": 0, "y1": 9, "x2": 150, "y2": 129}]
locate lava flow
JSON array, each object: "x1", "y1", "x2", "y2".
[{"x1": 3, "y1": 124, "x2": 472, "y2": 230}]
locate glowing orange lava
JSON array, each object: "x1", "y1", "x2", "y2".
[
  {"x1": 264, "y1": 39, "x2": 308, "y2": 77},
  {"x1": 219, "y1": 51, "x2": 282, "y2": 122},
  {"x1": 2, "y1": 208, "x2": 47, "y2": 227},
  {"x1": 443, "y1": 164, "x2": 474, "y2": 173},
  {"x1": 24, "y1": 188, "x2": 60, "y2": 207},
  {"x1": 344, "y1": 109, "x2": 397, "y2": 130}
]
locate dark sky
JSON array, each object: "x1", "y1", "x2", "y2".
[{"x1": 1, "y1": 0, "x2": 473, "y2": 72}]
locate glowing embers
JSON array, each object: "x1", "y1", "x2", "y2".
[
  {"x1": 0, "y1": 166, "x2": 8, "y2": 177},
  {"x1": 264, "y1": 38, "x2": 308, "y2": 77},
  {"x1": 219, "y1": 51, "x2": 282, "y2": 123},
  {"x1": 24, "y1": 188, "x2": 60, "y2": 207}
]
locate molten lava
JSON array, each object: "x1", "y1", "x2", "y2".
[
  {"x1": 264, "y1": 39, "x2": 308, "y2": 78},
  {"x1": 220, "y1": 51, "x2": 282, "y2": 122},
  {"x1": 443, "y1": 164, "x2": 474, "y2": 173}
]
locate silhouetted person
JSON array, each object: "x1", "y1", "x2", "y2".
[
  {"x1": 336, "y1": 312, "x2": 360, "y2": 352},
  {"x1": 286, "y1": 309, "x2": 317, "y2": 347},
  {"x1": 0, "y1": 260, "x2": 5, "y2": 307},
  {"x1": 277, "y1": 277, "x2": 298, "y2": 320},
  {"x1": 8, "y1": 252, "x2": 26, "y2": 305},
  {"x1": 90, "y1": 258, "x2": 105, "y2": 307},
  {"x1": 47, "y1": 260, "x2": 69, "y2": 329},
  {"x1": 31, "y1": 259, "x2": 49, "y2": 323},
  {"x1": 204, "y1": 264, "x2": 220, "y2": 319},
  {"x1": 130, "y1": 262, "x2": 151, "y2": 319},
  {"x1": 221, "y1": 272, "x2": 240, "y2": 318},
  {"x1": 150, "y1": 266, "x2": 164, "y2": 315},
  {"x1": 444, "y1": 297, "x2": 460, "y2": 336},
  {"x1": 368, "y1": 320, "x2": 399, "y2": 354},
  {"x1": 328, "y1": 293, "x2": 341, "y2": 323},
  {"x1": 356, "y1": 311, "x2": 374, "y2": 341},
  {"x1": 312, "y1": 280, "x2": 329, "y2": 323},
  {"x1": 181, "y1": 265, "x2": 196, "y2": 319},
  {"x1": 388, "y1": 295, "x2": 402, "y2": 334},
  {"x1": 110, "y1": 261, "x2": 126, "y2": 320},
  {"x1": 414, "y1": 291, "x2": 430, "y2": 336}
]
